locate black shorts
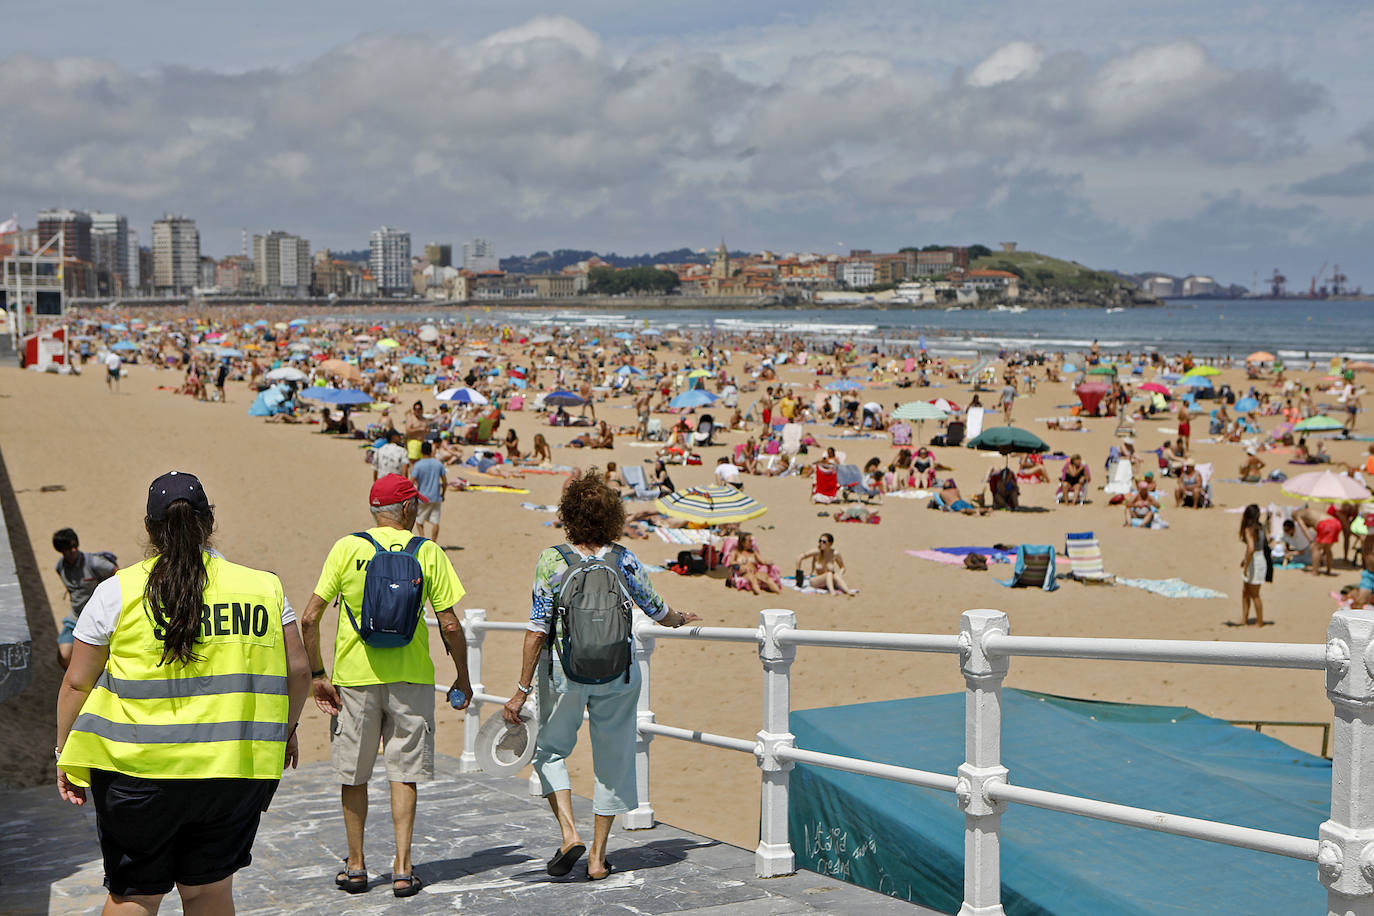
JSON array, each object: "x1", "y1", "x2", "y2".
[{"x1": 91, "y1": 770, "x2": 277, "y2": 896}]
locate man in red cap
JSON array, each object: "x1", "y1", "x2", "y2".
[{"x1": 299, "y1": 474, "x2": 471, "y2": 898}]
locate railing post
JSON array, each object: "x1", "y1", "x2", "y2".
[
  {"x1": 1319, "y1": 607, "x2": 1374, "y2": 916},
  {"x1": 459, "y1": 608, "x2": 485, "y2": 773},
  {"x1": 625, "y1": 624, "x2": 656, "y2": 829},
  {"x1": 528, "y1": 650, "x2": 543, "y2": 798},
  {"x1": 956, "y1": 609, "x2": 1010, "y2": 916},
  {"x1": 755, "y1": 608, "x2": 797, "y2": 877}
]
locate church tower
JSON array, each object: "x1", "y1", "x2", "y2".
[{"x1": 711, "y1": 240, "x2": 730, "y2": 280}]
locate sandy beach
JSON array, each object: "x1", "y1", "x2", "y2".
[{"x1": 3, "y1": 322, "x2": 1369, "y2": 850}]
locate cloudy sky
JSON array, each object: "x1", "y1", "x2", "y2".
[{"x1": 3, "y1": 1, "x2": 1371, "y2": 286}]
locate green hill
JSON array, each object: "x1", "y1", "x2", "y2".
[{"x1": 970, "y1": 250, "x2": 1129, "y2": 293}]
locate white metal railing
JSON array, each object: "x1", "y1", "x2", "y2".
[{"x1": 456, "y1": 606, "x2": 1374, "y2": 916}]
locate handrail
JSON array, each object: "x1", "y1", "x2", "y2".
[{"x1": 457, "y1": 606, "x2": 1374, "y2": 916}]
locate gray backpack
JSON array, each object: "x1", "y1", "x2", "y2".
[{"x1": 551, "y1": 544, "x2": 634, "y2": 684}]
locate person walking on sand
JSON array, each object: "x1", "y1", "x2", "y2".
[
  {"x1": 1238, "y1": 503, "x2": 1269, "y2": 626},
  {"x1": 503, "y1": 470, "x2": 699, "y2": 881},
  {"x1": 795, "y1": 532, "x2": 859, "y2": 595},
  {"x1": 56, "y1": 471, "x2": 311, "y2": 915},
  {"x1": 409, "y1": 440, "x2": 447, "y2": 544},
  {"x1": 1177, "y1": 403, "x2": 1191, "y2": 452},
  {"x1": 300, "y1": 474, "x2": 473, "y2": 898},
  {"x1": 52, "y1": 528, "x2": 118, "y2": 670},
  {"x1": 105, "y1": 349, "x2": 122, "y2": 392}
]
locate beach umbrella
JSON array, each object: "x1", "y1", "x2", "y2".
[
  {"x1": 319, "y1": 359, "x2": 361, "y2": 381},
  {"x1": 299, "y1": 388, "x2": 374, "y2": 405},
  {"x1": 400, "y1": 356, "x2": 428, "y2": 367},
  {"x1": 614, "y1": 331, "x2": 635, "y2": 340},
  {"x1": 544, "y1": 389, "x2": 586, "y2": 407},
  {"x1": 655, "y1": 485, "x2": 767, "y2": 525},
  {"x1": 367, "y1": 325, "x2": 385, "y2": 333},
  {"x1": 111, "y1": 341, "x2": 138, "y2": 351},
  {"x1": 418, "y1": 324, "x2": 440, "y2": 343},
  {"x1": 215, "y1": 347, "x2": 244, "y2": 358},
  {"x1": 266, "y1": 366, "x2": 307, "y2": 382},
  {"x1": 669, "y1": 389, "x2": 718, "y2": 409},
  {"x1": 825, "y1": 379, "x2": 864, "y2": 391},
  {"x1": 1184, "y1": 365, "x2": 1220, "y2": 377},
  {"x1": 641, "y1": 329, "x2": 661, "y2": 336},
  {"x1": 617, "y1": 365, "x2": 645, "y2": 375},
  {"x1": 287, "y1": 342, "x2": 313, "y2": 352},
  {"x1": 893, "y1": 401, "x2": 948, "y2": 421},
  {"x1": 1139, "y1": 382, "x2": 1170, "y2": 395},
  {"x1": 376, "y1": 338, "x2": 401, "y2": 349},
  {"x1": 686, "y1": 368, "x2": 712, "y2": 379},
  {"x1": 1283, "y1": 470, "x2": 1371, "y2": 503},
  {"x1": 467, "y1": 349, "x2": 493, "y2": 359},
  {"x1": 530, "y1": 334, "x2": 554, "y2": 343},
  {"x1": 436, "y1": 387, "x2": 488, "y2": 405},
  {"x1": 1061, "y1": 363, "x2": 1079, "y2": 374},
  {"x1": 1233, "y1": 397, "x2": 1260, "y2": 413},
  {"x1": 930, "y1": 398, "x2": 962, "y2": 413},
  {"x1": 273, "y1": 322, "x2": 288, "y2": 330},
  {"x1": 288, "y1": 318, "x2": 309, "y2": 327},
  {"x1": 1074, "y1": 382, "x2": 1110, "y2": 415},
  {"x1": 967, "y1": 426, "x2": 1049, "y2": 455},
  {"x1": 1178, "y1": 375, "x2": 1213, "y2": 389},
  {"x1": 1085, "y1": 365, "x2": 1116, "y2": 376},
  {"x1": 1349, "y1": 361, "x2": 1374, "y2": 372},
  {"x1": 1246, "y1": 351, "x2": 1275, "y2": 363},
  {"x1": 353, "y1": 334, "x2": 374, "y2": 343},
  {"x1": 1294, "y1": 414, "x2": 1344, "y2": 432},
  {"x1": 110, "y1": 323, "x2": 128, "y2": 331}
]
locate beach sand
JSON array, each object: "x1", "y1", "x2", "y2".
[{"x1": 3, "y1": 349, "x2": 1365, "y2": 850}]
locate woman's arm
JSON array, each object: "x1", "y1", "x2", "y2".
[
  {"x1": 503, "y1": 629, "x2": 547, "y2": 725},
  {"x1": 56, "y1": 639, "x2": 109, "y2": 805}
]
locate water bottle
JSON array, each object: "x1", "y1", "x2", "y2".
[{"x1": 447, "y1": 686, "x2": 467, "y2": 709}]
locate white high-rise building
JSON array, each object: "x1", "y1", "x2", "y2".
[
  {"x1": 152, "y1": 215, "x2": 200, "y2": 294},
  {"x1": 370, "y1": 227, "x2": 412, "y2": 295},
  {"x1": 252, "y1": 231, "x2": 312, "y2": 297},
  {"x1": 90, "y1": 212, "x2": 129, "y2": 290},
  {"x1": 462, "y1": 238, "x2": 499, "y2": 272},
  {"x1": 126, "y1": 229, "x2": 140, "y2": 291}
]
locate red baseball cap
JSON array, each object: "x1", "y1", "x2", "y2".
[{"x1": 369, "y1": 473, "x2": 428, "y2": 506}]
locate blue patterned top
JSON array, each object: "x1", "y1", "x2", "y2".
[{"x1": 527, "y1": 544, "x2": 668, "y2": 634}]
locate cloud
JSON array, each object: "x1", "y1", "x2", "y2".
[
  {"x1": 1290, "y1": 161, "x2": 1374, "y2": 197},
  {"x1": 0, "y1": 20, "x2": 1337, "y2": 277}
]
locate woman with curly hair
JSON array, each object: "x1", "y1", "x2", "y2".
[{"x1": 504, "y1": 469, "x2": 699, "y2": 881}]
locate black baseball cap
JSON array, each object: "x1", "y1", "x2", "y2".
[{"x1": 146, "y1": 471, "x2": 211, "y2": 520}]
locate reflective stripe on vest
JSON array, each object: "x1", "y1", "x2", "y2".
[{"x1": 58, "y1": 554, "x2": 290, "y2": 787}]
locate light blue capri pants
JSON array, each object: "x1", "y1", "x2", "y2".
[{"x1": 532, "y1": 652, "x2": 641, "y2": 815}]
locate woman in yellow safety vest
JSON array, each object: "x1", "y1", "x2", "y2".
[{"x1": 56, "y1": 471, "x2": 311, "y2": 914}]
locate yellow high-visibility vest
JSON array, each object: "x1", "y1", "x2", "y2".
[{"x1": 59, "y1": 554, "x2": 290, "y2": 787}]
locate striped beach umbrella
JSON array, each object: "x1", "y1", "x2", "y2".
[
  {"x1": 1294, "y1": 414, "x2": 1344, "y2": 432},
  {"x1": 655, "y1": 485, "x2": 767, "y2": 525},
  {"x1": 892, "y1": 401, "x2": 948, "y2": 421}
]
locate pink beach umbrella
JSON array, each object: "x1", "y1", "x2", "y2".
[
  {"x1": 1282, "y1": 470, "x2": 1371, "y2": 503},
  {"x1": 1139, "y1": 382, "x2": 1170, "y2": 395}
]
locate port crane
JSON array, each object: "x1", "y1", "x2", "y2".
[{"x1": 1310, "y1": 261, "x2": 1328, "y2": 298}]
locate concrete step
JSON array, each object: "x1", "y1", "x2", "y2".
[{"x1": 2, "y1": 755, "x2": 938, "y2": 915}]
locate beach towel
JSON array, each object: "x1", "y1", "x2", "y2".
[
  {"x1": 1064, "y1": 532, "x2": 1114, "y2": 583},
  {"x1": 965, "y1": 406, "x2": 986, "y2": 441},
  {"x1": 905, "y1": 549, "x2": 968, "y2": 567},
  {"x1": 813, "y1": 467, "x2": 839, "y2": 504},
  {"x1": 923, "y1": 546, "x2": 1017, "y2": 564},
  {"x1": 781, "y1": 578, "x2": 848, "y2": 596},
  {"x1": 519, "y1": 502, "x2": 558, "y2": 513},
  {"x1": 467, "y1": 485, "x2": 530, "y2": 494},
  {"x1": 1116, "y1": 577, "x2": 1227, "y2": 600},
  {"x1": 997, "y1": 545, "x2": 1058, "y2": 590},
  {"x1": 886, "y1": 489, "x2": 932, "y2": 500}
]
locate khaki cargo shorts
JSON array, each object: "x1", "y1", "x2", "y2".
[{"x1": 331, "y1": 683, "x2": 435, "y2": 784}]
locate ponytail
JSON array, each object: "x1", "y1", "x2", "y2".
[{"x1": 144, "y1": 500, "x2": 215, "y2": 666}]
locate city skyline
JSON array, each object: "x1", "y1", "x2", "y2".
[{"x1": 2, "y1": 3, "x2": 1372, "y2": 287}]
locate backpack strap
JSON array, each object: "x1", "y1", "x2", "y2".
[
  {"x1": 352, "y1": 531, "x2": 386, "y2": 553},
  {"x1": 552, "y1": 544, "x2": 578, "y2": 567},
  {"x1": 401, "y1": 536, "x2": 427, "y2": 556}
]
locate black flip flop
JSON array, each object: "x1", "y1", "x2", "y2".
[
  {"x1": 335, "y1": 867, "x2": 368, "y2": 894},
  {"x1": 392, "y1": 873, "x2": 424, "y2": 898},
  {"x1": 587, "y1": 861, "x2": 616, "y2": 881},
  {"x1": 547, "y1": 843, "x2": 586, "y2": 877}
]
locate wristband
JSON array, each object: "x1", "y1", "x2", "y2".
[
  {"x1": 311, "y1": 668, "x2": 326, "y2": 678},
  {"x1": 516, "y1": 682, "x2": 534, "y2": 695}
]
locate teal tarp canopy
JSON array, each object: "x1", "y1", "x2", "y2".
[{"x1": 790, "y1": 689, "x2": 1329, "y2": 915}]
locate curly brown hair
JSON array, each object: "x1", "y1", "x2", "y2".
[{"x1": 558, "y1": 468, "x2": 626, "y2": 546}]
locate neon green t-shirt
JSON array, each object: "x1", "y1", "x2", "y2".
[{"x1": 313, "y1": 527, "x2": 465, "y2": 687}]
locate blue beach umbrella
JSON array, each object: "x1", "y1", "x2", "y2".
[
  {"x1": 288, "y1": 318, "x2": 309, "y2": 327},
  {"x1": 617, "y1": 365, "x2": 645, "y2": 375},
  {"x1": 110, "y1": 323, "x2": 128, "y2": 331},
  {"x1": 1062, "y1": 363, "x2": 1078, "y2": 374},
  {"x1": 1178, "y1": 375, "x2": 1213, "y2": 389},
  {"x1": 111, "y1": 341, "x2": 138, "y2": 351},
  {"x1": 614, "y1": 331, "x2": 635, "y2": 340},
  {"x1": 400, "y1": 356, "x2": 428, "y2": 366},
  {"x1": 216, "y1": 347, "x2": 244, "y2": 358},
  {"x1": 298, "y1": 388, "x2": 374, "y2": 405},
  {"x1": 669, "y1": 389, "x2": 718, "y2": 409},
  {"x1": 544, "y1": 390, "x2": 586, "y2": 407},
  {"x1": 825, "y1": 379, "x2": 864, "y2": 392},
  {"x1": 1234, "y1": 397, "x2": 1260, "y2": 413}
]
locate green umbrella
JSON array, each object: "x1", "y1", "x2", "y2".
[
  {"x1": 1085, "y1": 365, "x2": 1117, "y2": 375},
  {"x1": 967, "y1": 426, "x2": 1050, "y2": 454},
  {"x1": 1294, "y1": 414, "x2": 1344, "y2": 432},
  {"x1": 1183, "y1": 365, "x2": 1220, "y2": 377}
]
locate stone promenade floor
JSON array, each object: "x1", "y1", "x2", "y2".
[{"x1": 2, "y1": 755, "x2": 936, "y2": 915}]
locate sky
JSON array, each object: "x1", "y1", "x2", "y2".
[{"x1": 2, "y1": 1, "x2": 1371, "y2": 288}]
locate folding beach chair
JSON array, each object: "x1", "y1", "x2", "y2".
[
  {"x1": 1063, "y1": 532, "x2": 1114, "y2": 584},
  {"x1": 932, "y1": 420, "x2": 965, "y2": 448},
  {"x1": 997, "y1": 545, "x2": 1058, "y2": 591},
  {"x1": 812, "y1": 466, "x2": 839, "y2": 504},
  {"x1": 464, "y1": 417, "x2": 495, "y2": 444},
  {"x1": 694, "y1": 414, "x2": 716, "y2": 447},
  {"x1": 1102, "y1": 459, "x2": 1134, "y2": 497},
  {"x1": 621, "y1": 464, "x2": 659, "y2": 500},
  {"x1": 836, "y1": 464, "x2": 880, "y2": 503}
]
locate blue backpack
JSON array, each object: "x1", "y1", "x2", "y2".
[{"x1": 343, "y1": 532, "x2": 427, "y2": 648}]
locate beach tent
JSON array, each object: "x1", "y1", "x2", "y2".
[
  {"x1": 298, "y1": 388, "x2": 373, "y2": 405},
  {"x1": 790, "y1": 690, "x2": 1328, "y2": 914},
  {"x1": 670, "y1": 389, "x2": 717, "y2": 409}
]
